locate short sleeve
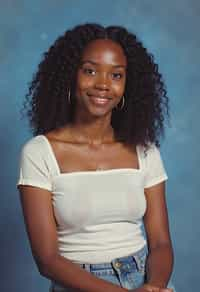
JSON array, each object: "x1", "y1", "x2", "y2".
[
  {"x1": 143, "y1": 143, "x2": 168, "y2": 188},
  {"x1": 17, "y1": 139, "x2": 52, "y2": 191}
]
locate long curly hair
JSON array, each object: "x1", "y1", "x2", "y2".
[{"x1": 23, "y1": 23, "x2": 169, "y2": 149}]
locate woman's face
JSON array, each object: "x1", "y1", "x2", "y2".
[{"x1": 75, "y1": 39, "x2": 127, "y2": 119}]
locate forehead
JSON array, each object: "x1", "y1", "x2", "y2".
[{"x1": 81, "y1": 39, "x2": 127, "y2": 66}]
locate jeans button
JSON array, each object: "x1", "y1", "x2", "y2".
[{"x1": 115, "y1": 261, "x2": 122, "y2": 268}]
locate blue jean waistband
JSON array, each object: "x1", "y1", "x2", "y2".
[{"x1": 78, "y1": 245, "x2": 148, "y2": 271}]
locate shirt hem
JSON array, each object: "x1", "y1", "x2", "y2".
[
  {"x1": 59, "y1": 242, "x2": 147, "y2": 264},
  {"x1": 17, "y1": 179, "x2": 52, "y2": 191},
  {"x1": 144, "y1": 175, "x2": 168, "y2": 188}
]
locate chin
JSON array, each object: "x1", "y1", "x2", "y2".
[
  {"x1": 86, "y1": 107, "x2": 111, "y2": 119},
  {"x1": 76, "y1": 98, "x2": 113, "y2": 119},
  {"x1": 90, "y1": 110, "x2": 110, "y2": 118}
]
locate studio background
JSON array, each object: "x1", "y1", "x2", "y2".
[{"x1": 0, "y1": 1, "x2": 199, "y2": 291}]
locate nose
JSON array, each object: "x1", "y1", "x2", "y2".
[{"x1": 94, "y1": 73, "x2": 110, "y2": 91}]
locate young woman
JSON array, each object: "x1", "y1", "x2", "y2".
[{"x1": 17, "y1": 23, "x2": 176, "y2": 292}]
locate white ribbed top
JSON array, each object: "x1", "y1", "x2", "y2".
[{"x1": 17, "y1": 135, "x2": 168, "y2": 264}]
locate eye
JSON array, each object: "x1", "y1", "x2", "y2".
[
  {"x1": 112, "y1": 72, "x2": 123, "y2": 80},
  {"x1": 82, "y1": 67, "x2": 96, "y2": 76}
]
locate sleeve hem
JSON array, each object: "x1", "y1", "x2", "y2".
[
  {"x1": 144, "y1": 175, "x2": 168, "y2": 189},
  {"x1": 17, "y1": 179, "x2": 52, "y2": 192}
]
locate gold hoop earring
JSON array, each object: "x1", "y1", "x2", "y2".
[
  {"x1": 116, "y1": 96, "x2": 125, "y2": 110},
  {"x1": 67, "y1": 89, "x2": 71, "y2": 104}
]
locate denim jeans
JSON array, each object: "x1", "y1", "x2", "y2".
[{"x1": 50, "y1": 246, "x2": 176, "y2": 291}]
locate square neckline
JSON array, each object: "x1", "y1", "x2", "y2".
[{"x1": 40, "y1": 134, "x2": 143, "y2": 176}]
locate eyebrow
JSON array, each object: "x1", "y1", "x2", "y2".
[{"x1": 80, "y1": 60, "x2": 126, "y2": 68}]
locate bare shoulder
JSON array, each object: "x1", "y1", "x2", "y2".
[
  {"x1": 45, "y1": 126, "x2": 77, "y2": 155},
  {"x1": 44, "y1": 127, "x2": 82, "y2": 173},
  {"x1": 45, "y1": 126, "x2": 73, "y2": 143}
]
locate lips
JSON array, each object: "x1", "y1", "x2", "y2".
[
  {"x1": 87, "y1": 93, "x2": 112, "y2": 106},
  {"x1": 88, "y1": 93, "x2": 111, "y2": 99}
]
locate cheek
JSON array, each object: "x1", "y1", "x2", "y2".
[
  {"x1": 113, "y1": 80, "x2": 126, "y2": 97},
  {"x1": 76, "y1": 75, "x2": 94, "y2": 95}
]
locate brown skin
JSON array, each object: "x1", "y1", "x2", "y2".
[
  {"x1": 75, "y1": 38, "x2": 126, "y2": 127},
  {"x1": 18, "y1": 39, "x2": 174, "y2": 292}
]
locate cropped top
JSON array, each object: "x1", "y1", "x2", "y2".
[{"x1": 17, "y1": 135, "x2": 168, "y2": 264}]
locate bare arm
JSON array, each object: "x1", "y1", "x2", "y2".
[
  {"x1": 143, "y1": 182, "x2": 174, "y2": 288},
  {"x1": 18, "y1": 185, "x2": 128, "y2": 292}
]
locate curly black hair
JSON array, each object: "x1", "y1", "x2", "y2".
[{"x1": 23, "y1": 23, "x2": 169, "y2": 149}]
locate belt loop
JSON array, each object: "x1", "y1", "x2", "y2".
[
  {"x1": 133, "y1": 254, "x2": 142, "y2": 272},
  {"x1": 83, "y1": 263, "x2": 91, "y2": 272},
  {"x1": 132, "y1": 249, "x2": 147, "y2": 273}
]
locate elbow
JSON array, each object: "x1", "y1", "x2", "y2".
[
  {"x1": 150, "y1": 241, "x2": 174, "y2": 260},
  {"x1": 149, "y1": 236, "x2": 173, "y2": 251},
  {"x1": 35, "y1": 254, "x2": 59, "y2": 278},
  {"x1": 38, "y1": 264, "x2": 50, "y2": 278},
  {"x1": 149, "y1": 240, "x2": 174, "y2": 255}
]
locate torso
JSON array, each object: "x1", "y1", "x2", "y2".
[{"x1": 45, "y1": 128, "x2": 140, "y2": 174}]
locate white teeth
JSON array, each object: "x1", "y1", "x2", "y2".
[
  {"x1": 90, "y1": 96, "x2": 111, "y2": 105},
  {"x1": 96, "y1": 97, "x2": 111, "y2": 100},
  {"x1": 88, "y1": 94, "x2": 111, "y2": 100},
  {"x1": 95, "y1": 97, "x2": 107, "y2": 101}
]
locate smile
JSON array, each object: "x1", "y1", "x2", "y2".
[{"x1": 87, "y1": 94, "x2": 112, "y2": 106}]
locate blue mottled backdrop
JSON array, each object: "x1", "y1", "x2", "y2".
[{"x1": 0, "y1": 0, "x2": 199, "y2": 291}]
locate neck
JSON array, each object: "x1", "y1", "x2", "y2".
[{"x1": 69, "y1": 115, "x2": 115, "y2": 146}]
